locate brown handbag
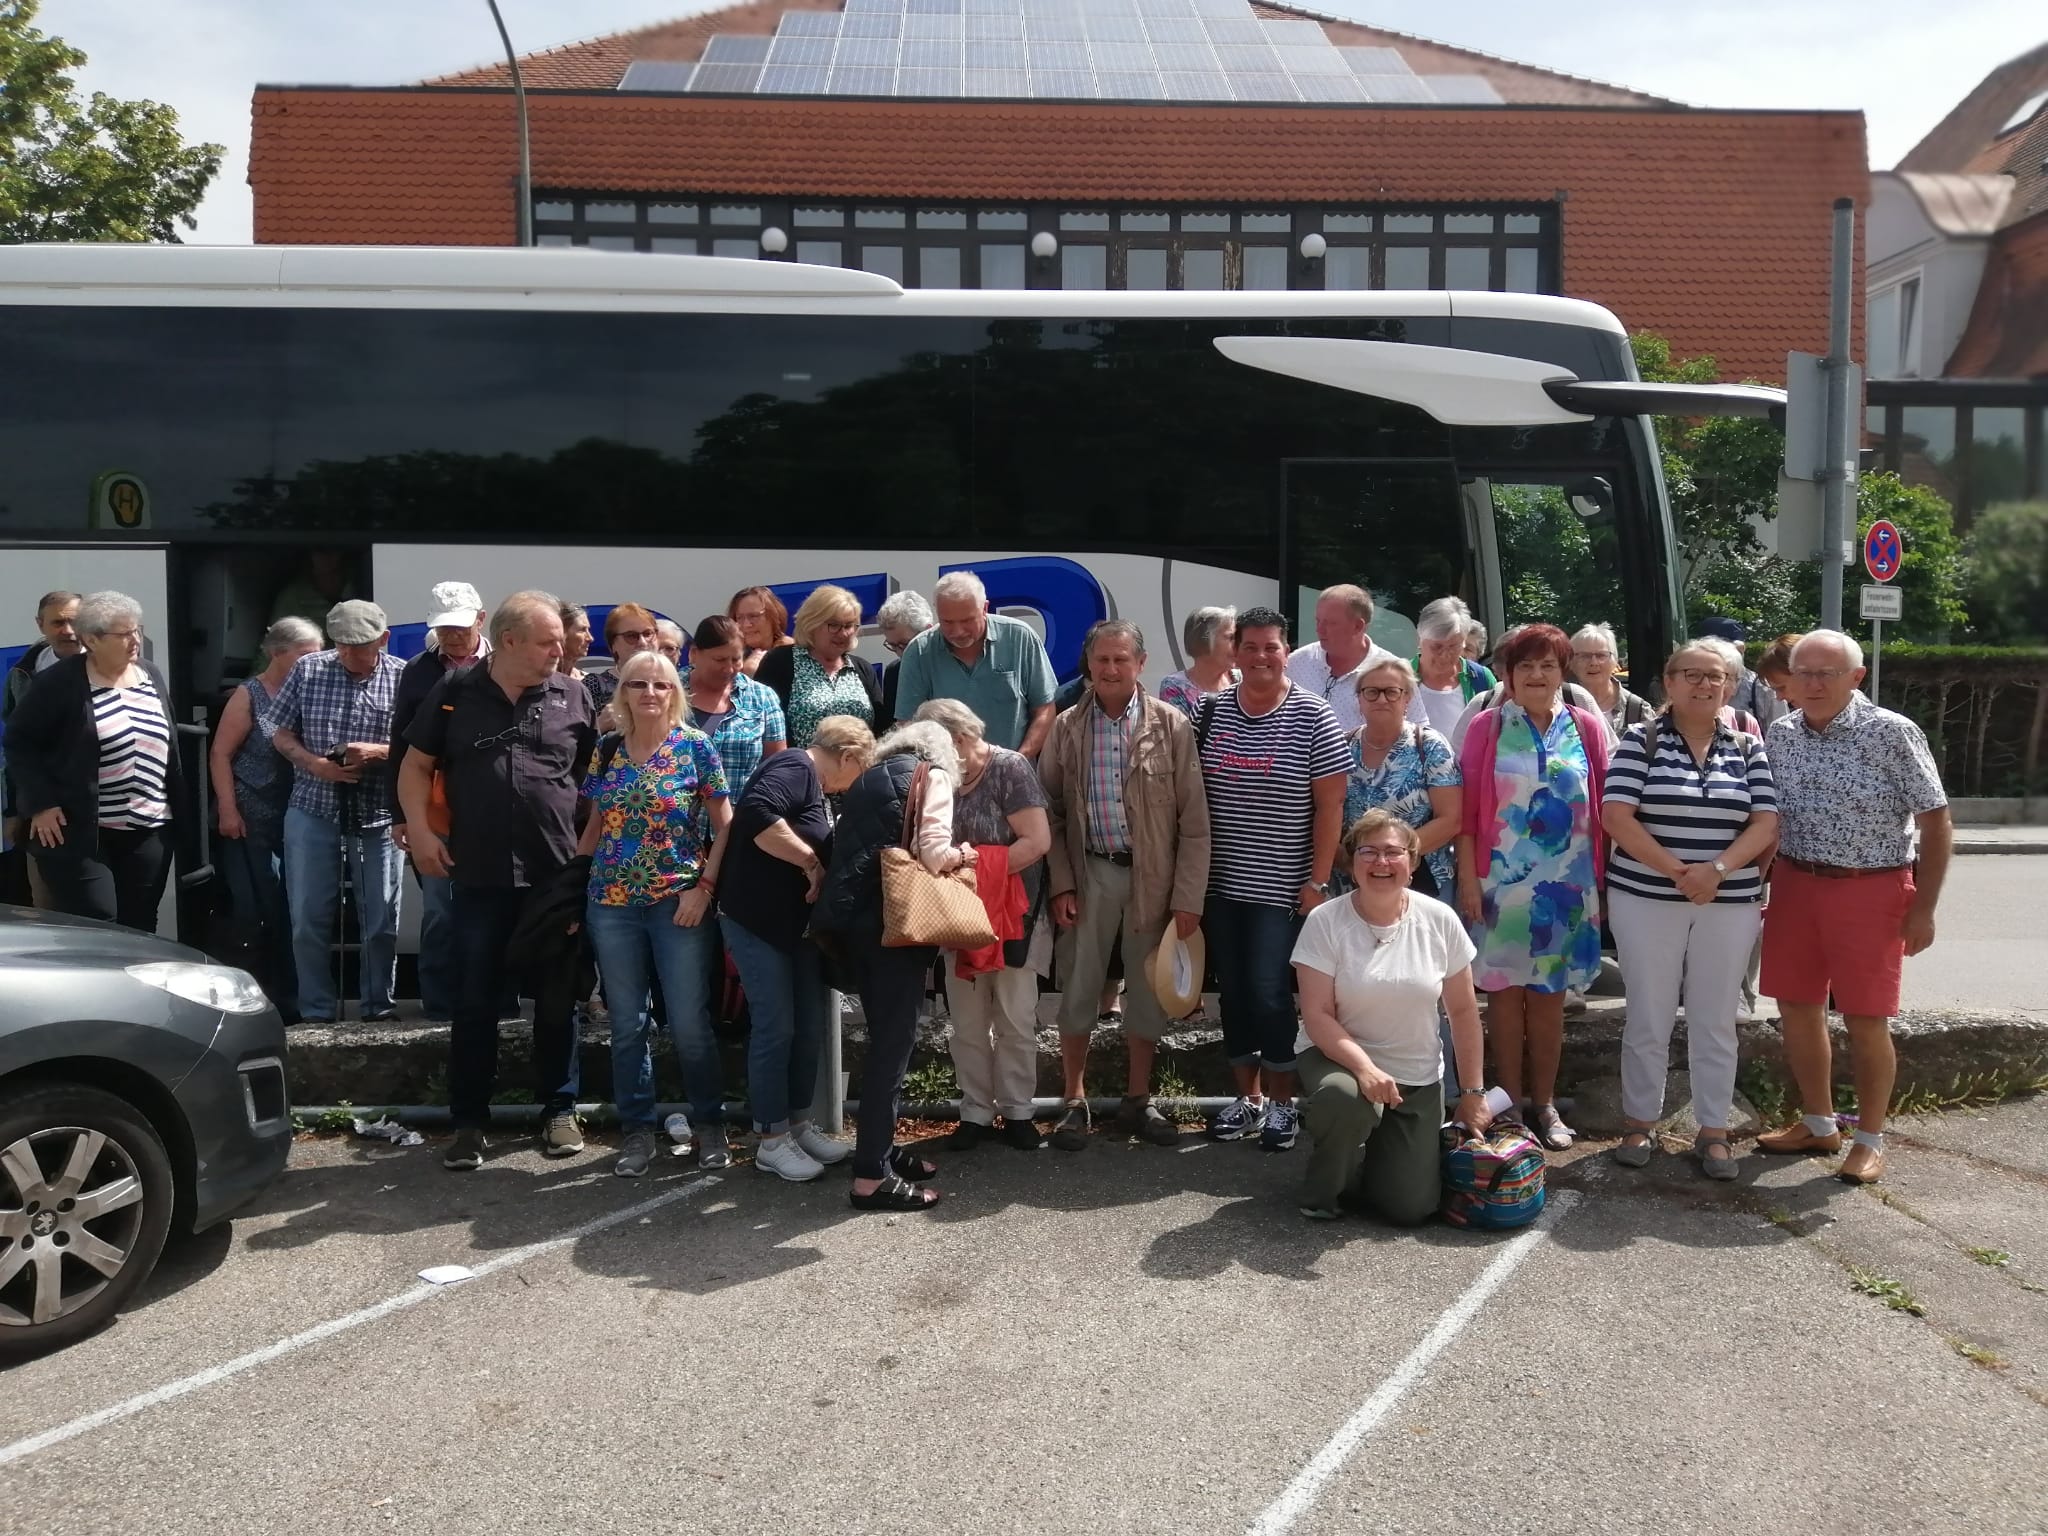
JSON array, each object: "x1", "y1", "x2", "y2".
[{"x1": 880, "y1": 761, "x2": 997, "y2": 950}]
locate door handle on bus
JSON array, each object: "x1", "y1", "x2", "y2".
[{"x1": 176, "y1": 719, "x2": 215, "y2": 888}]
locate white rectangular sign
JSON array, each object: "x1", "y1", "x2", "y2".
[{"x1": 1859, "y1": 584, "x2": 1904, "y2": 621}]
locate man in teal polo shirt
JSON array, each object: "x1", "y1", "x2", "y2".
[{"x1": 891, "y1": 570, "x2": 1058, "y2": 758}]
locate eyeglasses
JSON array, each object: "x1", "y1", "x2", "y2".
[
  {"x1": 821, "y1": 619, "x2": 860, "y2": 634},
  {"x1": 1352, "y1": 845, "x2": 1413, "y2": 863},
  {"x1": 613, "y1": 628, "x2": 657, "y2": 644},
  {"x1": 1355, "y1": 686, "x2": 1409, "y2": 702},
  {"x1": 1792, "y1": 667, "x2": 1851, "y2": 683},
  {"x1": 99, "y1": 626, "x2": 144, "y2": 641},
  {"x1": 623, "y1": 679, "x2": 675, "y2": 693},
  {"x1": 883, "y1": 636, "x2": 911, "y2": 655},
  {"x1": 1572, "y1": 650, "x2": 1614, "y2": 662},
  {"x1": 473, "y1": 705, "x2": 544, "y2": 750},
  {"x1": 1673, "y1": 668, "x2": 1728, "y2": 686}
]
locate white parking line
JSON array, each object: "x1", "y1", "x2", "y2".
[
  {"x1": 1246, "y1": 1189, "x2": 1580, "y2": 1536},
  {"x1": 0, "y1": 1173, "x2": 721, "y2": 1469}
]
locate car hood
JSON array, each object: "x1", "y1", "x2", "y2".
[{"x1": 0, "y1": 904, "x2": 212, "y2": 967}]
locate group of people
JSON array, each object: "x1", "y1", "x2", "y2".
[{"x1": 0, "y1": 571, "x2": 1951, "y2": 1220}]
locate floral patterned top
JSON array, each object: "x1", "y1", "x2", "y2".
[
  {"x1": 785, "y1": 645, "x2": 874, "y2": 747},
  {"x1": 1158, "y1": 667, "x2": 1239, "y2": 721},
  {"x1": 1340, "y1": 723, "x2": 1461, "y2": 896},
  {"x1": 580, "y1": 726, "x2": 729, "y2": 907}
]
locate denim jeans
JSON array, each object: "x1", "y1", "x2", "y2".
[
  {"x1": 220, "y1": 821, "x2": 297, "y2": 1020},
  {"x1": 416, "y1": 873, "x2": 459, "y2": 1019},
  {"x1": 448, "y1": 882, "x2": 580, "y2": 1129},
  {"x1": 1203, "y1": 895, "x2": 1303, "y2": 1071},
  {"x1": 585, "y1": 896, "x2": 724, "y2": 1134},
  {"x1": 724, "y1": 916, "x2": 829, "y2": 1134},
  {"x1": 283, "y1": 807, "x2": 401, "y2": 1020}
]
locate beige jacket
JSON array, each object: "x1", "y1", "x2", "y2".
[{"x1": 1039, "y1": 687, "x2": 1210, "y2": 931}]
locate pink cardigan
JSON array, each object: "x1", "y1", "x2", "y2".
[{"x1": 1457, "y1": 704, "x2": 1610, "y2": 887}]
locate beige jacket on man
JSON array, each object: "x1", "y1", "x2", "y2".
[{"x1": 1039, "y1": 687, "x2": 1210, "y2": 932}]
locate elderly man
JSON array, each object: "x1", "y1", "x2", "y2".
[
  {"x1": 2, "y1": 589, "x2": 83, "y2": 907},
  {"x1": 390, "y1": 580, "x2": 490, "y2": 1023},
  {"x1": 1286, "y1": 584, "x2": 1400, "y2": 734},
  {"x1": 891, "y1": 570, "x2": 1057, "y2": 757},
  {"x1": 267, "y1": 599, "x2": 407, "y2": 1024},
  {"x1": 1757, "y1": 629, "x2": 1951, "y2": 1185},
  {"x1": 1039, "y1": 620, "x2": 1209, "y2": 1151},
  {"x1": 400, "y1": 591, "x2": 598, "y2": 1172},
  {"x1": 1200, "y1": 605, "x2": 1350, "y2": 1152}
]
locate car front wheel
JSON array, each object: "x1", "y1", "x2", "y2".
[{"x1": 0, "y1": 1084, "x2": 175, "y2": 1359}]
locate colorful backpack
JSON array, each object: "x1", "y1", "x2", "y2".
[{"x1": 1440, "y1": 1119, "x2": 1547, "y2": 1229}]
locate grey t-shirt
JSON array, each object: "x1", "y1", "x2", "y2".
[{"x1": 951, "y1": 745, "x2": 1047, "y2": 847}]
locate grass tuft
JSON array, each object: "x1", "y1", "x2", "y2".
[
  {"x1": 1966, "y1": 1247, "x2": 2012, "y2": 1268},
  {"x1": 1848, "y1": 1266, "x2": 1928, "y2": 1316},
  {"x1": 1947, "y1": 1336, "x2": 2007, "y2": 1370}
]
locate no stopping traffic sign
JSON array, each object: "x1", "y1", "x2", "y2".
[{"x1": 1864, "y1": 519, "x2": 1903, "y2": 582}]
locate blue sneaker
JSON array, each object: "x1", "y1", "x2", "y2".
[
  {"x1": 1208, "y1": 1096, "x2": 1264, "y2": 1142},
  {"x1": 1259, "y1": 1101, "x2": 1299, "y2": 1152}
]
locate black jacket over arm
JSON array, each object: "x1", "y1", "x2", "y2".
[
  {"x1": 753, "y1": 644, "x2": 883, "y2": 726},
  {"x1": 6, "y1": 653, "x2": 182, "y2": 864}
]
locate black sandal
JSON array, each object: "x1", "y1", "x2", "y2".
[
  {"x1": 850, "y1": 1175, "x2": 940, "y2": 1211},
  {"x1": 889, "y1": 1147, "x2": 939, "y2": 1183}
]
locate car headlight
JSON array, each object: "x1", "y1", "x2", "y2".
[{"x1": 126, "y1": 962, "x2": 273, "y2": 1014}]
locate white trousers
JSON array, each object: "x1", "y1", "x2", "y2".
[
  {"x1": 946, "y1": 965, "x2": 1041, "y2": 1123},
  {"x1": 1608, "y1": 889, "x2": 1762, "y2": 1130}
]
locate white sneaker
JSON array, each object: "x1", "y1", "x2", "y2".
[
  {"x1": 755, "y1": 1134, "x2": 825, "y2": 1183},
  {"x1": 793, "y1": 1124, "x2": 852, "y2": 1165}
]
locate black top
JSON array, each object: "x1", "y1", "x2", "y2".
[
  {"x1": 879, "y1": 659, "x2": 903, "y2": 730},
  {"x1": 388, "y1": 647, "x2": 465, "y2": 823},
  {"x1": 5, "y1": 653, "x2": 181, "y2": 864},
  {"x1": 754, "y1": 644, "x2": 883, "y2": 720},
  {"x1": 718, "y1": 748, "x2": 833, "y2": 950},
  {"x1": 406, "y1": 660, "x2": 596, "y2": 889},
  {"x1": 814, "y1": 752, "x2": 920, "y2": 943}
]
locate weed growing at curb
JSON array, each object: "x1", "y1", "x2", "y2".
[
  {"x1": 1947, "y1": 1336, "x2": 2007, "y2": 1370},
  {"x1": 1151, "y1": 1065, "x2": 1207, "y2": 1125},
  {"x1": 1967, "y1": 1248, "x2": 2013, "y2": 1268},
  {"x1": 1737, "y1": 1057, "x2": 2048, "y2": 1127},
  {"x1": 1848, "y1": 1266, "x2": 1928, "y2": 1316},
  {"x1": 902, "y1": 1057, "x2": 958, "y2": 1105}
]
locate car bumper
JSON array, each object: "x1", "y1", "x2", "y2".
[{"x1": 177, "y1": 1004, "x2": 293, "y2": 1231}]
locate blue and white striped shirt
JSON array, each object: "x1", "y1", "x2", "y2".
[{"x1": 1602, "y1": 714, "x2": 1777, "y2": 903}]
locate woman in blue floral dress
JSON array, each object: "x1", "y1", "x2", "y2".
[{"x1": 1454, "y1": 624, "x2": 1610, "y2": 1149}]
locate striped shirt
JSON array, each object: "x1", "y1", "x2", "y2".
[
  {"x1": 1083, "y1": 691, "x2": 1137, "y2": 855},
  {"x1": 1199, "y1": 683, "x2": 1349, "y2": 908},
  {"x1": 92, "y1": 680, "x2": 173, "y2": 830},
  {"x1": 1602, "y1": 714, "x2": 1777, "y2": 903}
]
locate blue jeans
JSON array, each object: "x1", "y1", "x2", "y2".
[
  {"x1": 417, "y1": 873, "x2": 458, "y2": 1019},
  {"x1": 724, "y1": 916, "x2": 829, "y2": 1134},
  {"x1": 585, "y1": 896, "x2": 723, "y2": 1134},
  {"x1": 1204, "y1": 895, "x2": 1302, "y2": 1071},
  {"x1": 283, "y1": 807, "x2": 401, "y2": 1020},
  {"x1": 220, "y1": 820, "x2": 296, "y2": 1020}
]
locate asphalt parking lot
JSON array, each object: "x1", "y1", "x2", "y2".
[{"x1": 7, "y1": 1097, "x2": 2048, "y2": 1535}]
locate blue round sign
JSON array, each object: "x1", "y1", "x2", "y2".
[{"x1": 1864, "y1": 519, "x2": 1903, "y2": 583}]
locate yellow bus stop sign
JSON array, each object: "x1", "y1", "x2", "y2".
[{"x1": 91, "y1": 471, "x2": 152, "y2": 531}]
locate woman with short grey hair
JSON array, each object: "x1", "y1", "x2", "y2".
[
  {"x1": 1570, "y1": 622, "x2": 1652, "y2": 738},
  {"x1": 1159, "y1": 605, "x2": 1238, "y2": 720},
  {"x1": 1410, "y1": 596, "x2": 1496, "y2": 738},
  {"x1": 877, "y1": 589, "x2": 935, "y2": 727},
  {"x1": 1461, "y1": 616, "x2": 1488, "y2": 663},
  {"x1": 7, "y1": 589, "x2": 181, "y2": 929}
]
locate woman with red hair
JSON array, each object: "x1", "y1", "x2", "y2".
[
  {"x1": 728, "y1": 586, "x2": 793, "y2": 678},
  {"x1": 1454, "y1": 622, "x2": 1611, "y2": 1149}
]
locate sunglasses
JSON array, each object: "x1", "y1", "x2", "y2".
[{"x1": 623, "y1": 679, "x2": 675, "y2": 693}]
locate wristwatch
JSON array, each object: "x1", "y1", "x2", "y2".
[{"x1": 1710, "y1": 858, "x2": 1730, "y2": 875}]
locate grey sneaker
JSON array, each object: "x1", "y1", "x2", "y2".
[
  {"x1": 443, "y1": 1127, "x2": 486, "y2": 1171},
  {"x1": 541, "y1": 1112, "x2": 584, "y2": 1157},
  {"x1": 1051, "y1": 1099, "x2": 1091, "y2": 1152},
  {"x1": 793, "y1": 1123, "x2": 852, "y2": 1165},
  {"x1": 614, "y1": 1130, "x2": 655, "y2": 1178},
  {"x1": 697, "y1": 1123, "x2": 733, "y2": 1169}
]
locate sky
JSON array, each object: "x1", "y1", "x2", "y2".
[{"x1": 47, "y1": 0, "x2": 2022, "y2": 244}]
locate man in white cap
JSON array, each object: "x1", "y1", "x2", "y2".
[
  {"x1": 1038, "y1": 619, "x2": 1210, "y2": 1150},
  {"x1": 266, "y1": 598, "x2": 406, "y2": 1023},
  {"x1": 390, "y1": 581, "x2": 490, "y2": 1022}
]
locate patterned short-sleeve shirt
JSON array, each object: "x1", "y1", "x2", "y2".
[
  {"x1": 785, "y1": 646, "x2": 873, "y2": 748},
  {"x1": 1341, "y1": 723, "x2": 1460, "y2": 895},
  {"x1": 1766, "y1": 693, "x2": 1946, "y2": 868},
  {"x1": 580, "y1": 726, "x2": 729, "y2": 906},
  {"x1": 677, "y1": 668, "x2": 786, "y2": 793}
]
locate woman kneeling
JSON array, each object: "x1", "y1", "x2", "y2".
[{"x1": 1291, "y1": 810, "x2": 1491, "y2": 1224}]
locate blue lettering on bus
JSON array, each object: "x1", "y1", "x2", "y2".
[{"x1": 940, "y1": 555, "x2": 1108, "y2": 682}]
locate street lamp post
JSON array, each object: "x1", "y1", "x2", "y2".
[{"x1": 485, "y1": 0, "x2": 534, "y2": 247}]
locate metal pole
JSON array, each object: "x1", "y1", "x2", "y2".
[
  {"x1": 818, "y1": 990, "x2": 846, "y2": 1135},
  {"x1": 486, "y1": 0, "x2": 534, "y2": 248},
  {"x1": 1819, "y1": 196, "x2": 1855, "y2": 630},
  {"x1": 1870, "y1": 617, "x2": 1883, "y2": 702}
]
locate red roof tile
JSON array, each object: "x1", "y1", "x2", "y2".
[
  {"x1": 1944, "y1": 209, "x2": 2048, "y2": 378},
  {"x1": 249, "y1": 89, "x2": 1865, "y2": 381}
]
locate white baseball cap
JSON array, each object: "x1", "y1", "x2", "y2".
[{"x1": 426, "y1": 580, "x2": 485, "y2": 630}]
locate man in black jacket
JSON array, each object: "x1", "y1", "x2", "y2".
[{"x1": 2, "y1": 590, "x2": 83, "y2": 907}]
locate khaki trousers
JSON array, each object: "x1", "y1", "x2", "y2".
[
  {"x1": 946, "y1": 965, "x2": 1041, "y2": 1124},
  {"x1": 1054, "y1": 853, "x2": 1168, "y2": 1041}
]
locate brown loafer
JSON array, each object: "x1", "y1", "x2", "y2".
[
  {"x1": 1838, "y1": 1143, "x2": 1885, "y2": 1184},
  {"x1": 1756, "y1": 1122, "x2": 1843, "y2": 1155}
]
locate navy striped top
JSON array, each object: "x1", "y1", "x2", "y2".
[
  {"x1": 1602, "y1": 714, "x2": 1777, "y2": 903},
  {"x1": 91, "y1": 678, "x2": 174, "y2": 830}
]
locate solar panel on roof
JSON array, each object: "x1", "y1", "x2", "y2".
[
  {"x1": 1084, "y1": 13, "x2": 1145, "y2": 40},
  {"x1": 1097, "y1": 70, "x2": 1168, "y2": 98},
  {"x1": 1030, "y1": 70, "x2": 1097, "y2": 97},
  {"x1": 841, "y1": 12, "x2": 902, "y2": 36},
  {"x1": 1150, "y1": 41, "x2": 1217, "y2": 72},
  {"x1": 905, "y1": 12, "x2": 964, "y2": 36},
  {"x1": 1191, "y1": 0, "x2": 1245, "y2": 13},
  {"x1": 898, "y1": 65, "x2": 964, "y2": 94},
  {"x1": 1339, "y1": 47, "x2": 1413, "y2": 75},
  {"x1": 965, "y1": 39, "x2": 1024, "y2": 67},
  {"x1": 1024, "y1": 12, "x2": 1085, "y2": 39},
  {"x1": 702, "y1": 34, "x2": 772, "y2": 63},
  {"x1": 844, "y1": 0, "x2": 899, "y2": 11},
  {"x1": 1161, "y1": 71, "x2": 1227, "y2": 99},
  {"x1": 1356, "y1": 73, "x2": 1433, "y2": 102},
  {"x1": 618, "y1": 60, "x2": 696, "y2": 91},
  {"x1": 760, "y1": 64, "x2": 831, "y2": 92},
  {"x1": 1260, "y1": 19, "x2": 1324, "y2": 45},
  {"x1": 1423, "y1": 74, "x2": 1504, "y2": 103},
  {"x1": 963, "y1": 68, "x2": 1028, "y2": 95},
  {"x1": 1029, "y1": 39, "x2": 1088, "y2": 70},
  {"x1": 1294, "y1": 73, "x2": 1367, "y2": 102},
  {"x1": 829, "y1": 65, "x2": 896, "y2": 93},
  {"x1": 1089, "y1": 40, "x2": 1155, "y2": 70},
  {"x1": 767, "y1": 34, "x2": 834, "y2": 65},
  {"x1": 907, "y1": 0, "x2": 960, "y2": 11},
  {"x1": 780, "y1": 12, "x2": 840, "y2": 34},
  {"x1": 687, "y1": 62, "x2": 763, "y2": 91},
  {"x1": 1228, "y1": 72, "x2": 1299, "y2": 101},
  {"x1": 967, "y1": 12, "x2": 1024, "y2": 37},
  {"x1": 1143, "y1": 17, "x2": 1205, "y2": 42},
  {"x1": 835, "y1": 36, "x2": 900, "y2": 66},
  {"x1": 1275, "y1": 45, "x2": 1347, "y2": 75},
  {"x1": 1199, "y1": 17, "x2": 1264, "y2": 44}
]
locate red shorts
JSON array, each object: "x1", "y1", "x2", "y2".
[{"x1": 1759, "y1": 860, "x2": 1914, "y2": 1018}]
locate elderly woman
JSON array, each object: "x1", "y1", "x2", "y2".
[
  {"x1": 1461, "y1": 616, "x2": 1489, "y2": 665},
  {"x1": 680, "y1": 615, "x2": 787, "y2": 794},
  {"x1": 1569, "y1": 622, "x2": 1653, "y2": 739},
  {"x1": 1158, "y1": 606, "x2": 1238, "y2": 720},
  {"x1": 557, "y1": 601, "x2": 592, "y2": 680},
  {"x1": 729, "y1": 585, "x2": 793, "y2": 678},
  {"x1": 1696, "y1": 636, "x2": 1763, "y2": 735},
  {"x1": 1409, "y1": 596, "x2": 1495, "y2": 738},
  {"x1": 914, "y1": 698, "x2": 1054, "y2": 1151},
  {"x1": 1455, "y1": 622, "x2": 1610, "y2": 1149},
  {"x1": 210, "y1": 616, "x2": 323, "y2": 1016},
  {"x1": 654, "y1": 618, "x2": 685, "y2": 668},
  {"x1": 576, "y1": 649, "x2": 734, "y2": 1179},
  {"x1": 1293, "y1": 810, "x2": 1491, "y2": 1222},
  {"x1": 720, "y1": 713, "x2": 876, "y2": 1181},
  {"x1": 812, "y1": 718, "x2": 972, "y2": 1211},
  {"x1": 876, "y1": 588, "x2": 934, "y2": 728},
  {"x1": 1343, "y1": 657, "x2": 1461, "y2": 902},
  {"x1": 8, "y1": 591, "x2": 180, "y2": 930},
  {"x1": 755, "y1": 584, "x2": 883, "y2": 747},
  {"x1": 1601, "y1": 642, "x2": 1779, "y2": 1179}
]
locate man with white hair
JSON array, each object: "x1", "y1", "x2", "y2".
[
  {"x1": 1286, "y1": 584, "x2": 1399, "y2": 734},
  {"x1": 1756, "y1": 629, "x2": 1951, "y2": 1185},
  {"x1": 890, "y1": 570, "x2": 1057, "y2": 757}
]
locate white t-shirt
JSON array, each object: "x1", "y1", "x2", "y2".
[
  {"x1": 1285, "y1": 640, "x2": 1400, "y2": 735},
  {"x1": 1289, "y1": 891, "x2": 1477, "y2": 1085},
  {"x1": 1412, "y1": 682, "x2": 1465, "y2": 739}
]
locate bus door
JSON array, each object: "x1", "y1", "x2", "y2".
[
  {"x1": 0, "y1": 543, "x2": 200, "y2": 938},
  {"x1": 1280, "y1": 458, "x2": 1474, "y2": 657}
]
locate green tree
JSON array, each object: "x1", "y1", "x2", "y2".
[
  {"x1": 0, "y1": 0, "x2": 221, "y2": 242},
  {"x1": 1964, "y1": 499, "x2": 2048, "y2": 643}
]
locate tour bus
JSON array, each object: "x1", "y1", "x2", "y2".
[{"x1": 0, "y1": 243, "x2": 1778, "y2": 947}]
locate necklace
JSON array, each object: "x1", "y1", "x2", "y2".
[{"x1": 1350, "y1": 888, "x2": 1409, "y2": 940}]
